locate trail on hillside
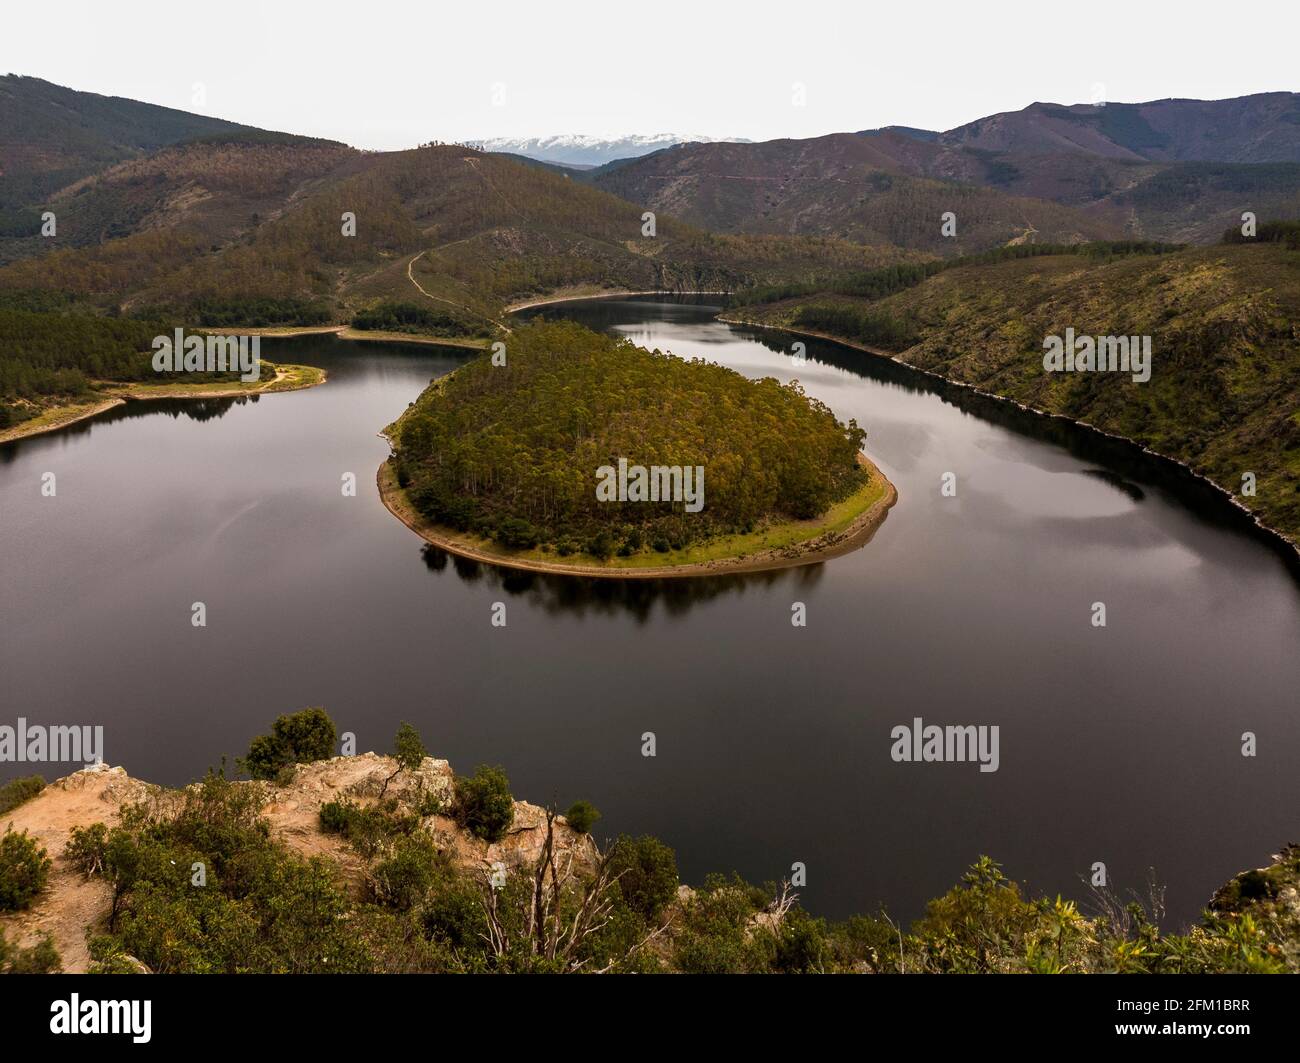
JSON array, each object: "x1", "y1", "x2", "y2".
[{"x1": 406, "y1": 249, "x2": 512, "y2": 334}]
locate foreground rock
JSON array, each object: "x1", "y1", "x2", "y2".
[{"x1": 0, "y1": 754, "x2": 595, "y2": 973}]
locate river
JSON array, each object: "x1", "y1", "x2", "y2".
[{"x1": 1, "y1": 295, "x2": 1296, "y2": 926}]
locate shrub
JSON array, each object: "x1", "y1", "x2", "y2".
[
  {"x1": 241, "y1": 733, "x2": 290, "y2": 781},
  {"x1": 392, "y1": 723, "x2": 428, "y2": 773},
  {"x1": 240, "y1": 707, "x2": 337, "y2": 780},
  {"x1": 87, "y1": 936, "x2": 144, "y2": 974},
  {"x1": 496, "y1": 517, "x2": 539, "y2": 549},
  {"x1": 564, "y1": 800, "x2": 600, "y2": 835},
  {"x1": 587, "y1": 530, "x2": 616, "y2": 560},
  {"x1": 673, "y1": 875, "x2": 765, "y2": 973},
  {"x1": 608, "y1": 835, "x2": 678, "y2": 922},
  {"x1": 380, "y1": 722, "x2": 428, "y2": 798},
  {"x1": 319, "y1": 798, "x2": 417, "y2": 860},
  {"x1": 64, "y1": 822, "x2": 110, "y2": 876},
  {"x1": 1, "y1": 928, "x2": 62, "y2": 973},
  {"x1": 0, "y1": 827, "x2": 52, "y2": 911},
  {"x1": 422, "y1": 870, "x2": 486, "y2": 950},
  {"x1": 452, "y1": 766, "x2": 514, "y2": 843},
  {"x1": 318, "y1": 800, "x2": 356, "y2": 835},
  {"x1": 369, "y1": 833, "x2": 441, "y2": 911},
  {"x1": 5, "y1": 933, "x2": 61, "y2": 974},
  {"x1": 0, "y1": 776, "x2": 44, "y2": 815},
  {"x1": 414, "y1": 787, "x2": 444, "y2": 817}
]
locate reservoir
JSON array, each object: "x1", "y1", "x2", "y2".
[{"x1": 2, "y1": 296, "x2": 1296, "y2": 926}]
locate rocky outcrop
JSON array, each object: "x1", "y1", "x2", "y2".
[{"x1": 0, "y1": 753, "x2": 597, "y2": 973}]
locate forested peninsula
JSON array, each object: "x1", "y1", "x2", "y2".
[{"x1": 381, "y1": 320, "x2": 895, "y2": 576}]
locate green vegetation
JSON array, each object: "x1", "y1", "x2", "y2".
[
  {"x1": 1222, "y1": 218, "x2": 1300, "y2": 248},
  {"x1": 393, "y1": 320, "x2": 869, "y2": 558},
  {"x1": 791, "y1": 304, "x2": 921, "y2": 350},
  {"x1": 564, "y1": 800, "x2": 600, "y2": 835},
  {"x1": 740, "y1": 240, "x2": 1300, "y2": 545},
  {"x1": 379, "y1": 722, "x2": 428, "y2": 798},
  {"x1": 588, "y1": 138, "x2": 1123, "y2": 254},
  {"x1": 239, "y1": 706, "x2": 337, "y2": 781},
  {"x1": 0, "y1": 827, "x2": 52, "y2": 911},
  {"x1": 186, "y1": 296, "x2": 332, "y2": 327},
  {"x1": 451, "y1": 766, "x2": 514, "y2": 843},
  {"x1": 351, "y1": 300, "x2": 479, "y2": 338},
  {"x1": 731, "y1": 240, "x2": 1184, "y2": 309},
  {"x1": 0, "y1": 775, "x2": 44, "y2": 815},
  {"x1": 0, "y1": 929, "x2": 61, "y2": 974},
  {"x1": 0, "y1": 136, "x2": 920, "y2": 327},
  {"x1": 0, "y1": 294, "x2": 278, "y2": 429},
  {"x1": 42, "y1": 707, "x2": 1300, "y2": 973}
]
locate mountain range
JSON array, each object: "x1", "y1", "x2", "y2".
[
  {"x1": 585, "y1": 94, "x2": 1300, "y2": 247},
  {"x1": 2, "y1": 76, "x2": 1299, "y2": 317},
  {"x1": 467, "y1": 133, "x2": 751, "y2": 168}
]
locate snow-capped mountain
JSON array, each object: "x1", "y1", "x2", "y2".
[{"x1": 470, "y1": 133, "x2": 751, "y2": 168}]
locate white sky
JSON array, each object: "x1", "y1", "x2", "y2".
[{"x1": 3, "y1": 0, "x2": 1296, "y2": 150}]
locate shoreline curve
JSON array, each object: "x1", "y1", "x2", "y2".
[
  {"x1": 376, "y1": 455, "x2": 897, "y2": 580},
  {"x1": 719, "y1": 313, "x2": 1300, "y2": 561}
]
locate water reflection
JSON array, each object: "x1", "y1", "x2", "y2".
[
  {"x1": 0, "y1": 395, "x2": 250, "y2": 464},
  {"x1": 524, "y1": 296, "x2": 1298, "y2": 581},
  {"x1": 420, "y1": 542, "x2": 822, "y2": 620}
]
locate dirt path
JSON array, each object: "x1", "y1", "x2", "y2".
[
  {"x1": 505, "y1": 288, "x2": 729, "y2": 313},
  {"x1": 406, "y1": 250, "x2": 512, "y2": 334}
]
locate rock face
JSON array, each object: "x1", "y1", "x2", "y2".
[
  {"x1": 263, "y1": 752, "x2": 598, "y2": 878},
  {"x1": 0, "y1": 753, "x2": 597, "y2": 973}
]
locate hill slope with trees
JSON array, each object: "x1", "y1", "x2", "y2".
[
  {"x1": 731, "y1": 240, "x2": 1300, "y2": 549},
  {"x1": 389, "y1": 320, "x2": 877, "y2": 565}
]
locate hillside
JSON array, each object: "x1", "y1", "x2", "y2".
[
  {"x1": 732, "y1": 241, "x2": 1300, "y2": 549},
  {"x1": 591, "y1": 95, "x2": 1300, "y2": 250},
  {"x1": 936, "y1": 94, "x2": 1300, "y2": 164},
  {"x1": 0, "y1": 136, "x2": 362, "y2": 265},
  {"x1": 0, "y1": 139, "x2": 920, "y2": 326},
  {"x1": 588, "y1": 133, "x2": 1120, "y2": 254},
  {"x1": 0, "y1": 74, "x2": 336, "y2": 228}
]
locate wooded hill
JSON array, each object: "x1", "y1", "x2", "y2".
[
  {"x1": 0, "y1": 138, "x2": 919, "y2": 330},
  {"x1": 735, "y1": 240, "x2": 1300, "y2": 546},
  {"x1": 0, "y1": 74, "x2": 342, "y2": 244},
  {"x1": 392, "y1": 320, "x2": 869, "y2": 557},
  {"x1": 586, "y1": 133, "x2": 1122, "y2": 253},
  {"x1": 586, "y1": 95, "x2": 1300, "y2": 247}
]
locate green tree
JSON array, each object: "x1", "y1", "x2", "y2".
[
  {"x1": 452, "y1": 766, "x2": 514, "y2": 843},
  {"x1": 0, "y1": 827, "x2": 52, "y2": 911}
]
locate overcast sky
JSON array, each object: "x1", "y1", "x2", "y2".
[{"x1": 4, "y1": 0, "x2": 1296, "y2": 150}]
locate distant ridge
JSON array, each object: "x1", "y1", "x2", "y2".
[{"x1": 470, "y1": 133, "x2": 752, "y2": 168}]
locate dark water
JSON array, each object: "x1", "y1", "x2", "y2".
[{"x1": 2, "y1": 299, "x2": 1297, "y2": 928}]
